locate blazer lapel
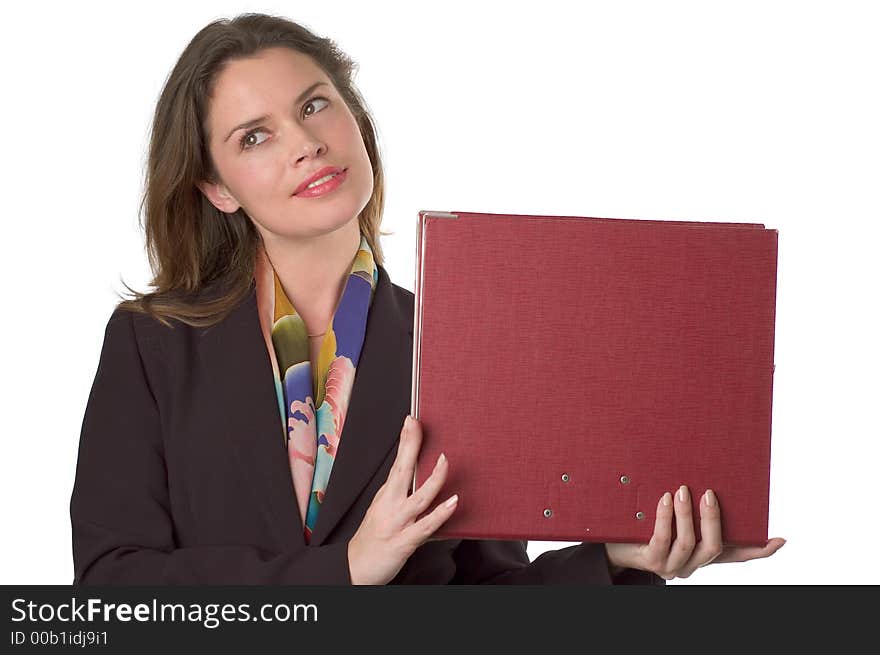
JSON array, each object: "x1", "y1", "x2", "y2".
[
  {"x1": 213, "y1": 282, "x2": 306, "y2": 549},
  {"x1": 309, "y1": 264, "x2": 413, "y2": 546},
  {"x1": 213, "y1": 264, "x2": 413, "y2": 550}
]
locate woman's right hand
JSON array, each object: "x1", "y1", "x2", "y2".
[{"x1": 347, "y1": 415, "x2": 459, "y2": 585}]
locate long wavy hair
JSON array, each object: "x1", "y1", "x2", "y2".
[{"x1": 115, "y1": 13, "x2": 390, "y2": 328}]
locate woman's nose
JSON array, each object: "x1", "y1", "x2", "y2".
[{"x1": 285, "y1": 124, "x2": 326, "y2": 163}]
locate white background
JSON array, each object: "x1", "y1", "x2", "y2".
[{"x1": 1, "y1": 0, "x2": 877, "y2": 585}]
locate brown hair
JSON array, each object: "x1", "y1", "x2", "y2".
[{"x1": 115, "y1": 12, "x2": 390, "y2": 328}]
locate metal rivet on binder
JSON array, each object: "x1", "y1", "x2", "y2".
[
  {"x1": 620, "y1": 475, "x2": 631, "y2": 485},
  {"x1": 543, "y1": 509, "x2": 553, "y2": 518},
  {"x1": 635, "y1": 511, "x2": 645, "y2": 520},
  {"x1": 561, "y1": 473, "x2": 570, "y2": 483}
]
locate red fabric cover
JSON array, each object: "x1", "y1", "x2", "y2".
[{"x1": 413, "y1": 210, "x2": 777, "y2": 547}]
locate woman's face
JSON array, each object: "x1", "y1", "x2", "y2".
[{"x1": 197, "y1": 47, "x2": 373, "y2": 244}]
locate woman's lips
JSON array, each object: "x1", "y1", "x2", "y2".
[{"x1": 293, "y1": 168, "x2": 348, "y2": 198}]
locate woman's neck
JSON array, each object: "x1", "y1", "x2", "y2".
[{"x1": 261, "y1": 219, "x2": 362, "y2": 337}]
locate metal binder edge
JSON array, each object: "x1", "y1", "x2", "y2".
[
  {"x1": 411, "y1": 213, "x2": 426, "y2": 494},
  {"x1": 419, "y1": 210, "x2": 459, "y2": 219}
]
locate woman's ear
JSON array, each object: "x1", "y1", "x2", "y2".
[{"x1": 196, "y1": 178, "x2": 242, "y2": 214}]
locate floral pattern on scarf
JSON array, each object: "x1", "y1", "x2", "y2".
[{"x1": 254, "y1": 233, "x2": 378, "y2": 543}]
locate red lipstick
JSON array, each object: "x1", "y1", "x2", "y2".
[{"x1": 293, "y1": 166, "x2": 347, "y2": 198}]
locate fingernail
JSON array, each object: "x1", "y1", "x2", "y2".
[
  {"x1": 445, "y1": 494, "x2": 458, "y2": 508},
  {"x1": 705, "y1": 489, "x2": 716, "y2": 507},
  {"x1": 404, "y1": 415, "x2": 413, "y2": 431},
  {"x1": 679, "y1": 485, "x2": 688, "y2": 503},
  {"x1": 661, "y1": 491, "x2": 672, "y2": 506},
  {"x1": 437, "y1": 453, "x2": 446, "y2": 467}
]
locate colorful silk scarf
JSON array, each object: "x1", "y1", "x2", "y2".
[{"x1": 254, "y1": 233, "x2": 378, "y2": 543}]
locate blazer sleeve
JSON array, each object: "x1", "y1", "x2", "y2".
[
  {"x1": 70, "y1": 309, "x2": 353, "y2": 585},
  {"x1": 450, "y1": 539, "x2": 666, "y2": 585}
]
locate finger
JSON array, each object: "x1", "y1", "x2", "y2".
[
  {"x1": 386, "y1": 415, "x2": 422, "y2": 498},
  {"x1": 676, "y1": 489, "x2": 724, "y2": 578},
  {"x1": 400, "y1": 493, "x2": 459, "y2": 548},
  {"x1": 714, "y1": 537, "x2": 787, "y2": 564},
  {"x1": 402, "y1": 451, "x2": 450, "y2": 523},
  {"x1": 644, "y1": 491, "x2": 674, "y2": 573},
  {"x1": 665, "y1": 485, "x2": 696, "y2": 573}
]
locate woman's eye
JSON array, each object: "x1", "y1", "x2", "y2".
[
  {"x1": 239, "y1": 129, "x2": 269, "y2": 150},
  {"x1": 304, "y1": 96, "x2": 330, "y2": 117}
]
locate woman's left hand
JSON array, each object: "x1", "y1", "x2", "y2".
[{"x1": 604, "y1": 485, "x2": 786, "y2": 580}]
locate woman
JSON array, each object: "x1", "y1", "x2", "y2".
[{"x1": 70, "y1": 13, "x2": 785, "y2": 584}]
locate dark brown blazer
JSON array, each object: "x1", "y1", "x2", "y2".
[{"x1": 70, "y1": 264, "x2": 664, "y2": 585}]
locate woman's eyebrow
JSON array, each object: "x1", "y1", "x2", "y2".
[{"x1": 223, "y1": 81, "x2": 329, "y2": 142}]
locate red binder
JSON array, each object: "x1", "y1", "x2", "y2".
[{"x1": 411, "y1": 210, "x2": 778, "y2": 547}]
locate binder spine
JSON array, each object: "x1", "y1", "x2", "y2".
[
  {"x1": 412, "y1": 216, "x2": 423, "y2": 420},
  {"x1": 411, "y1": 211, "x2": 459, "y2": 495}
]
